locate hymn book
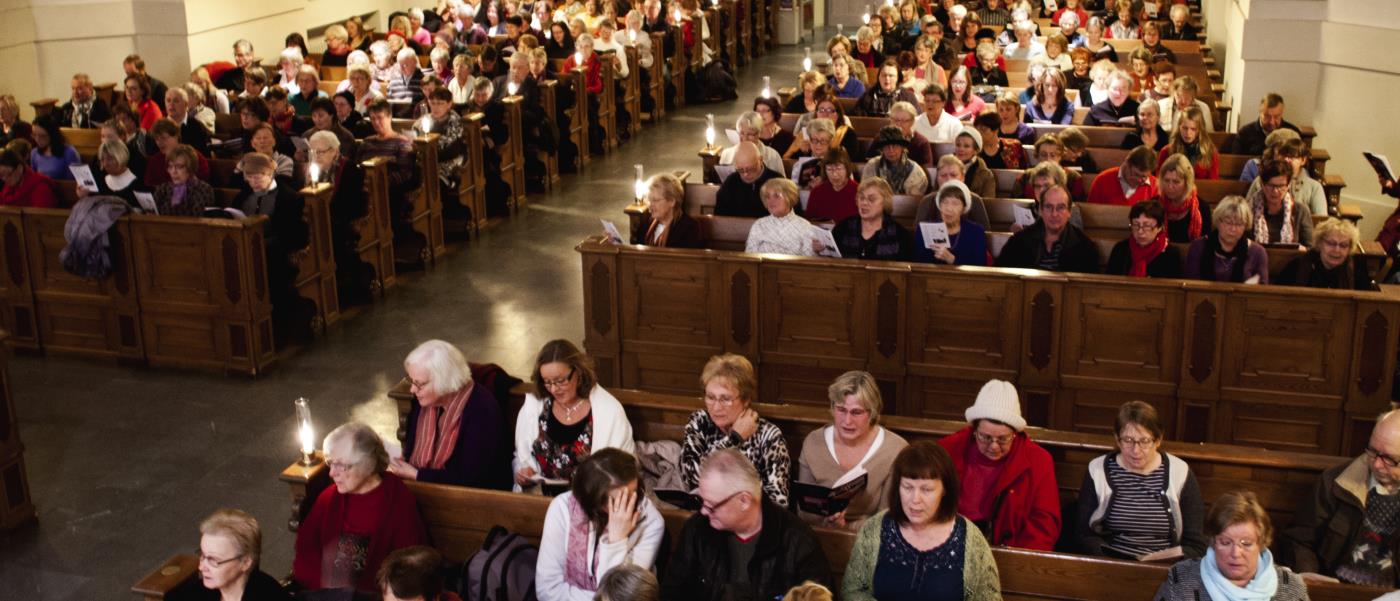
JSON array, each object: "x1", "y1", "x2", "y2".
[
  {"x1": 793, "y1": 470, "x2": 868, "y2": 517},
  {"x1": 1365, "y1": 152, "x2": 1395, "y2": 182}
]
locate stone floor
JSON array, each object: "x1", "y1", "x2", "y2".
[{"x1": 0, "y1": 42, "x2": 811, "y2": 600}]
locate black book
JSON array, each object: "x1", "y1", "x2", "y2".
[
  {"x1": 654, "y1": 488, "x2": 702, "y2": 511},
  {"x1": 792, "y1": 472, "x2": 868, "y2": 517}
]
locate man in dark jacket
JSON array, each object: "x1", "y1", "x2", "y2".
[
  {"x1": 996, "y1": 184, "x2": 1100, "y2": 273},
  {"x1": 661, "y1": 449, "x2": 831, "y2": 601},
  {"x1": 714, "y1": 143, "x2": 781, "y2": 217},
  {"x1": 56, "y1": 73, "x2": 111, "y2": 129},
  {"x1": 1231, "y1": 93, "x2": 1301, "y2": 156},
  {"x1": 1282, "y1": 411, "x2": 1400, "y2": 588}
]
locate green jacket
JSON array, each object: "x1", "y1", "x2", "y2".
[{"x1": 842, "y1": 511, "x2": 1002, "y2": 601}]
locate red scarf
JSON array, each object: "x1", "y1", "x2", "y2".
[
  {"x1": 1129, "y1": 231, "x2": 1170, "y2": 277},
  {"x1": 409, "y1": 383, "x2": 473, "y2": 470},
  {"x1": 1159, "y1": 190, "x2": 1202, "y2": 240}
]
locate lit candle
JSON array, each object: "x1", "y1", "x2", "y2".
[
  {"x1": 802, "y1": 47, "x2": 812, "y2": 72},
  {"x1": 862, "y1": 5, "x2": 870, "y2": 23},
  {"x1": 837, "y1": 24, "x2": 844, "y2": 37},
  {"x1": 531, "y1": 13, "x2": 541, "y2": 31},
  {"x1": 634, "y1": 164, "x2": 646, "y2": 201},
  {"x1": 760, "y1": 76, "x2": 771, "y2": 99},
  {"x1": 705, "y1": 113, "x2": 715, "y2": 147},
  {"x1": 628, "y1": 29, "x2": 637, "y2": 43},
  {"x1": 507, "y1": 80, "x2": 519, "y2": 96},
  {"x1": 420, "y1": 115, "x2": 434, "y2": 132},
  {"x1": 574, "y1": 51, "x2": 583, "y2": 66},
  {"x1": 308, "y1": 162, "x2": 321, "y2": 184},
  {"x1": 294, "y1": 397, "x2": 315, "y2": 465},
  {"x1": 673, "y1": 7, "x2": 683, "y2": 22}
]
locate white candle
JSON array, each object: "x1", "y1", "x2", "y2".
[
  {"x1": 705, "y1": 113, "x2": 716, "y2": 147},
  {"x1": 761, "y1": 76, "x2": 771, "y2": 99},
  {"x1": 634, "y1": 164, "x2": 646, "y2": 200}
]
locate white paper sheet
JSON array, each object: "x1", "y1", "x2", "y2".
[
  {"x1": 134, "y1": 191, "x2": 158, "y2": 214},
  {"x1": 810, "y1": 225, "x2": 841, "y2": 258},
  {"x1": 69, "y1": 164, "x2": 99, "y2": 192},
  {"x1": 1013, "y1": 205, "x2": 1037, "y2": 228},
  {"x1": 920, "y1": 222, "x2": 950, "y2": 250},
  {"x1": 601, "y1": 219, "x2": 624, "y2": 243}
]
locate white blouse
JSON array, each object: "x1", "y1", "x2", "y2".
[{"x1": 745, "y1": 212, "x2": 816, "y2": 256}]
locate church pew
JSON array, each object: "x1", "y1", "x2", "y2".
[
  {"x1": 349, "y1": 156, "x2": 397, "y2": 299},
  {"x1": 0, "y1": 332, "x2": 35, "y2": 531},
  {"x1": 670, "y1": 23, "x2": 688, "y2": 110},
  {"x1": 406, "y1": 135, "x2": 445, "y2": 266},
  {"x1": 293, "y1": 184, "x2": 340, "y2": 336},
  {"x1": 61, "y1": 127, "x2": 103, "y2": 159},
  {"x1": 577, "y1": 235, "x2": 1400, "y2": 456},
  {"x1": 720, "y1": 0, "x2": 740, "y2": 70},
  {"x1": 622, "y1": 45, "x2": 644, "y2": 139},
  {"x1": 127, "y1": 213, "x2": 278, "y2": 374},
  {"x1": 536, "y1": 80, "x2": 563, "y2": 189},
  {"x1": 598, "y1": 51, "x2": 619, "y2": 153},
  {"x1": 641, "y1": 32, "x2": 668, "y2": 123},
  {"x1": 450, "y1": 112, "x2": 488, "y2": 234},
  {"x1": 549, "y1": 61, "x2": 592, "y2": 169},
  {"x1": 382, "y1": 378, "x2": 1347, "y2": 542},
  {"x1": 0, "y1": 208, "x2": 39, "y2": 349},
  {"x1": 498, "y1": 98, "x2": 528, "y2": 213}
]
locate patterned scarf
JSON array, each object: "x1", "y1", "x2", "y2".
[
  {"x1": 1128, "y1": 231, "x2": 1169, "y2": 277},
  {"x1": 564, "y1": 494, "x2": 601, "y2": 591},
  {"x1": 1160, "y1": 190, "x2": 1202, "y2": 240},
  {"x1": 644, "y1": 216, "x2": 672, "y2": 247},
  {"x1": 408, "y1": 383, "x2": 473, "y2": 470},
  {"x1": 876, "y1": 156, "x2": 915, "y2": 193},
  {"x1": 1251, "y1": 188, "x2": 1295, "y2": 245}
]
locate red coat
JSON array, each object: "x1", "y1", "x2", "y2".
[
  {"x1": 562, "y1": 52, "x2": 603, "y2": 94},
  {"x1": 939, "y1": 427, "x2": 1061, "y2": 551},
  {"x1": 0, "y1": 168, "x2": 58, "y2": 208},
  {"x1": 1087, "y1": 167, "x2": 1158, "y2": 206},
  {"x1": 292, "y1": 473, "x2": 428, "y2": 593}
]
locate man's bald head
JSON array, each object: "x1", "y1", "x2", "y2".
[
  {"x1": 1368, "y1": 410, "x2": 1400, "y2": 489},
  {"x1": 734, "y1": 141, "x2": 764, "y2": 183}
]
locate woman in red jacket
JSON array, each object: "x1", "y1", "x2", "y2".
[
  {"x1": 0, "y1": 148, "x2": 58, "y2": 208},
  {"x1": 1157, "y1": 105, "x2": 1220, "y2": 181},
  {"x1": 938, "y1": 379, "x2": 1061, "y2": 551}
]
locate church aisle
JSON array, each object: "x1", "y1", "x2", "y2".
[{"x1": 0, "y1": 42, "x2": 809, "y2": 600}]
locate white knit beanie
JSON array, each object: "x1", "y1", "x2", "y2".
[{"x1": 964, "y1": 379, "x2": 1026, "y2": 432}]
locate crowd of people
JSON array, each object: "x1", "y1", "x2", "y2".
[{"x1": 173, "y1": 337, "x2": 1400, "y2": 601}]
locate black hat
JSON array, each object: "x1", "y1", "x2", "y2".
[{"x1": 870, "y1": 125, "x2": 911, "y2": 152}]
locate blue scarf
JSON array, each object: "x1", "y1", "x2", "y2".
[{"x1": 1200, "y1": 548, "x2": 1278, "y2": 601}]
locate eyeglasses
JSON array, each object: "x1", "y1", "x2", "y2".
[
  {"x1": 704, "y1": 393, "x2": 739, "y2": 407},
  {"x1": 974, "y1": 432, "x2": 1015, "y2": 447},
  {"x1": 1129, "y1": 221, "x2": 1161, "y2": 231},
  {"x1": 541, "y1": 369, "x2": 575, "y2": 389},
  {"x1": 1040, "y1": 203, "x2": 1070, "y2": 214},
  {"x1": 1118, "y1": 436, "x2": 1157, "y2": 448},
  {"x1": 326, "y1": 459, "x2": 360, "y2": 472},
  {"x1": 700, "y1": 490, "x2": 743, "y2": 515},
  {"x1": 409, "y1": 377, "x2": 430, "y2": 389},
  {"x1": 1262, "y1": 181, "x2": 1289, "y2": 192},
  {"x1": 198, "y1": 553, "x2": 245, "y2": 567},
  {"x1": 1320, "y1": 238, "x2": 1351, "y2": 251},
  {"x1": 816, "y1": 107, "x2": 837, "y2": 114},
  {"x1": 1366, "y1": 446, "x2": 1400, "y2": 468}
]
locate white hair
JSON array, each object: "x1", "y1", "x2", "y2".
[
  {"x1": 396, "y1": 47, "x2": 418, "y2": 62},
  {"x1": 1058, "y1": 11, "x2": 1080, "y2": 28},
  {"x1": 404, "y1": 339, "x2": 473, "y2": 397},
  {"x1": 309, "y1": 130, "x2": 341, "y2": 151},
  {"x1": 700, "y1": 449, "x2": 762, "y2": 499},
  {"x1": 950, "y1": 4, "x2": 967, "y2": 17},
  {"x1": 430, "y1": 46, "x2": 450, "y2": 65},
  {"x1": 347, "y1": 50, "x2": 370, "y2": 66},
  {"x1": 280, "y1": 47, "x2": 304, "y2": 65},
  {"x1": 735, "y1": 111, "x2": 762, "y2": 132},
  {"x1": 369, "y1": 40, "x2": 392, "y2": 60},
  {"x1": 409, "y1": 7, "x2": 425, "y2": 20}
]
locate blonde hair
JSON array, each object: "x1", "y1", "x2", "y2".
[
  {"x1": 1157, "y1": 153, "x2": 1197, "y2": 199},
  {"x1": 782, "y1": 582, "x2": 834, "y2": 601},
  {"x1": 1212, "y1": 195, "x2": 1253, "y2": 227},
  {"x1": 1313, "y1": 218, "x2": 1359, "y2": 250},
  {"x1": 760, "y1": 177, "x2": 800, "y2": 210},
  {"x1": 856, "y1": 177, "x2": 895, "y2": 214},
  {"x1": 700, "y1": 353, "x2": 757, "y2": 404},
  {"x1": 200, "y1": 509, "x2": 263, "y2": 567},
  {"x1": 827, "y1": 371, "x2": 883, "y2": 425}
]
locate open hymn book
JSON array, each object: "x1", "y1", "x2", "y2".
[
  {"x1": 1137, "y1": 546, "x2": 1183, "y2": 562},
  {"x1": 792, "y1": 468, "x2": 868, "y2": 517}
]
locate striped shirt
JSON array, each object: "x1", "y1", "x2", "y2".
[{"x1": 1101, "y1": 458, "x2": 1174, "y2": 558}]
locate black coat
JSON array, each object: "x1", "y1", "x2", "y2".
[
  {"x1": 660, "y1": 499, "x2": 832, "y2": 601},
  {"x1": 179, "y1": 119, "x2": 213, "y2": 155},
  {"x1": 166, "y1": 569, "x2": 291, "y2": 601},
  {"x1": 402, "y1": 384, "x2": 513, "y2": 489},
  {"x1": 1105, "y1": 239, "x2": 1183, "y2": 278},
  {"x1": 631, "y1": 213, "x2": 704, "y2": 248},
  {"x1": 1276, "y1": 250, "x2": 1378, "y2": 291},
  {"x1": 714, "y1": 169, "x2": 782, "y2": 217},
  {"x1": 996, "y1": 222, "x2": 1101, "y2": 273},
  {"x1": 56, "y1": 98, "x2": 112, "y2": 129},
  {"x1": 233, "y1": 183, "x2": 308, "y2": 257}
]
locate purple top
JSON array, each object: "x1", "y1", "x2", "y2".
[{"x1": 1183, "y1": 238, "x2": 1270, "y2": 284}]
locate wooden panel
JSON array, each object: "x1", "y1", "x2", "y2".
[
  {"x1": 0, "y1": 209, "x2": 37, "y2": 349},
  {"x1": 294, "y1": 184, "x2": 339, "y2": 334},
  {"x1": 1221, "y1": 292, "x2": 1352, "y2": 403},
  {"x1": 24, "y1": 208, "x2": 142, "y2": 360},
  {"x1": 499, "y1": 98, "x2": 527, "y2": 212},
  {"x1": 759, "y1": 261, "x2": 869, "y2": 365},
  {"x1": 354, "y1": 157, "x2": 397, "y2": 298},
  {"x1": 0, "y1": 336, "x2": 34, "y2": 530}
]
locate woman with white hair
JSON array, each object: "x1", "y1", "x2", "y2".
[
  {"x1": 275, "y1": 47, "x2": 304, "y2": 94},
  {"x1": 719, "y1": 112, "x2": 785, "y2": 174},
  {"x1": 389, "y1": 339, "x2": 513, "y2": 489},
  {"x1": 293, "y1": 422, "x2": 427, "y2": 595}
]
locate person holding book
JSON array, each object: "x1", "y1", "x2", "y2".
[
  {"x1": 796, "y1": 371, "x2": 910, "y2": 530},
  {"x1": 680, "y1": 354, "x2": 791, "y2": 508},
  {"x1": 914, "y1": 180, "x2": 987, "y2": 266},
  {"x1": 1073, "y1": 401, "x2": 1208, "y2": 562},
  {"x1": 937, "y1": 380, "x2": 1061, "y2": 551},
  {"x1": 841, "y1": 441, "x2": 1001, "y2": 601}
]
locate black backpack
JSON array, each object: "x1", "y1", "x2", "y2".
[{"x1": 462, "y1": 526, "x2": 539, "y2": 601}]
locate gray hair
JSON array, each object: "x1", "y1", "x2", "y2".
[
  {"x1": 1212, "y1": 195, "x2": 1253, "y2": 226},
  {"x1": 403, "y1": 339, "x2": 474, "y2": 398},
  {"x1": 1014, "y1": 20, "x2": 1036, "y2": 34},
  {"x1": 396, "y1": 47, "x2": 418, "y2": 62},
  {"x1": 323, "y1": 422, "x2": 390, "y2": 474},
  {"x1": 430, "y1": 46, "x2": 451, "y2": 66},
  {"x1": 233, "y1": 39, "x2": 253, "y2": 53},
  {"x1": 806, "y1": 117, "x2": 836, "y2": 139},
  {"x1": 888, "y1": 101, "x2": 918, "y2": 121},
  {"x1": 369, "y1": 40, "x2": 392, "y2": 61},
  {"x1": 856, "y1": 25, "x2": 874, "y2": 42},
  {"x1": 98, "y1": 139, "x2": 129, "y2": 167},
  {"x1": 735, "y1": 111, "x2": 762, "y2": 133},
  {"x1": 1058, "y1": 11, "x2": 1081, "y2": 28},
  {"x1": 309, "y1": 130, "x2": 340, "y2": 151},
  {"x1": 280, "y1": 47, "x2": 304, "y2": 66},
  {"x1": 699, "y1": 448, "x2": 761, "y2": 498}
]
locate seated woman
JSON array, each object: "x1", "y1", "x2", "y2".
[
  {"x1": 1245, "y1": 133, "x2": 1327, "y2": 217},
  {"x1": 1023, "y1": 69, "x2": 1074, "y2": 125},
  {"x1": 1081, "y1": 17, "x2": 1119, "y2": 63},
  {"x1": 938, "y1": 380, "x2": 1061, "y2": 551},
  {"x1": 718, "y1": 112, "x2": 785, "y2": 175},
  {"x1": 789, "y1": 119, "x2": 838, "y2": 189},
  {"x1": 1159, "y1": 106, "x2": 1219, "y2": 181},
  {"x1": 842, "y1": 441, "x2": 1000, "y2": 600},
  {"x1": 786, "y1": 71, "x2": 826, "y2": 115},
  {"x1": 1277, "y1": 218, "x2": 1377, "y2": 290},
  {"x1": 887, "y1": 101, "x2": 932, "y2": 166},
  {"x1": 973, "y1": 112, "x2": 1024, "y2": 170},
  {"x1": 125, "y1": 75, "x2": 164, "y2": 130},
  {"x1": 1125, "y1": 48, "x2": 1154, "y2": 93},
  {"x1": 0, "y1": 149, "x2": 58, "y2": 208},
  {"x1": 1122, "y1": 100, "x2": 1168, "y2": 152},
  {"x1": 1184, "y1": 196, "x2": 1270, "y2": 284},
  {"x1": 167, "y1": 509, "x2": 291, "y2": 601},
  {"x1": 860, "y1": 126, "x2": 928, "y2": 197},
  {"x1": 1155, "y1": 154, "x2": 1211, "y2": 243},
  {"x1": 797, "y1": 371, "x2": 910, "y2": 530},
  {"x1": 753, "y1": 97, "x2": 795, "y2": 156},
  {"x1": 346, "y1": 64, "x2": 386, "y2": 114},
  {"x1": 1002, "y1": 20, "x2": 1045, "y2": 60},
  {"x1": 153, "y1": 145, "x2": 213, "y2": 216},
  {"x1": 1106, "y1": 201, "x2": 1183, "y2": 278},
  {"x1": 828, "y1": 55, "x2": 868, "y2": 100},
  {"x1": 680, "y1": 353, "x2": 791, "y2": 507},
  {"x1": 514, "y1": 339, "x2": 635, "y2": 492},
  {"x1": 1074, "y1": 401, "x2": 1207, "y2": 561},
  {"x1": 911, "y1": 38, "x2": 947, "y2": 89},
  {"x1": 410, "y1": 87, "x2": 469, "y2": 219},
  {"x1": 952, "y1": 127, "x2": 996, "y2": 200},
  {"x1": 76, "y1": 140, "x2": 150, "y2": 208},
  {"x1": 1154, "y1": 491, "x2": 1308, "y2": 601},
  {"x1": 995, "y1": 95, "x2": 1035, "y2": 145},
  {"x1": 632, "y1": 173, "x2": 702, "y2": 248},
  {"x1": 915, "y1": 180, "x2": 987, "y2": 266},
  {"x1": 834, "y1": 177, "x2": 912, "y2": 261},
  {"x1": 1085, "y1": 71, "x2": 1139, "y2": 127},
  {"x1": 805, "y1": 147, "x2": 859, "y2": 223},
  {"x1": 967, "y1": 43, "x2": 1009, "y2": 94},
  {"x1": 537, "y1": 449, "x2": 665, "y2": 600},
  {"x1": 1064, "y1": 49, "x2": 1094, "y2": 97},
  {"x1": 27, "y1": 118, "x2": 80, "y2": 181},
  {"x1": 293, "y1": 422, "x2": 427, "y2": 596},
  {"x1": 852, "y1": 25, "x2": 886, "y2": 69},
  {"x1": 745, "y1": 178, "x2": 816, "y2": 257},
  {"x1": 0, "y1": 94, "x2": 32, "y2": 147},
  {"x1": 787, "y1": 92, "x2": 860, "y2": 163},
  {"x1": 246, "y1": 123, "x2": 296, "y2": 185},
  {"x1": 389, "y1": 339, "x2": 512, "y2": 489},
  {"x1": 1248, "y1": 160, "x2": 1313, "y2": 249},
  {"x1": 945, "y1": 66, "x2": 986, "y2": 121},
  {"x1": 232, "y1": 153, "x2": 307, "y2": 331}
]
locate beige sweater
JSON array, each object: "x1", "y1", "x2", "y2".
[{"x1": 796, "y1": 426, "x2": 909, "y2": 530}]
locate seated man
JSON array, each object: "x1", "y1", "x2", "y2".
[
  {"x1": 661, "y1": 449, "x2": 831, "y2": 601},
  {"x1": 996, "y1": 184, "x2": 1100, "y2": 273},
  {"x1": 938, "y1": 380, "x2": 1061, "y2": 551},
  {"x1": 718, "y1": 112, "x2": 784, "y2": 174},
  {"x1": 163, "y1": 87, "x2": 211, "y2": 155},
  {"x1": 387, "y1": 48, "x2": 426, "y2": 109},
  {"x1": 1087, "y1": 145, "x2": 1159, "y2": 206},
  {"x1": 123, "y1": 54, "x2": 168, "y2": 113},
  {"x1": 715, "y1": 142, "x2": 782, "y2": 218},
  {"x1": 1231, "y1": 93, "x2": 1301, "y2": 156},
  {"x1": 215, "y1": 39, "x2": 255, "y2": 92},
  {"x1": 1284, "y1": 410, "x2": 1400, "y2": 588},
  {"x1": 57, "y1": 73, "x2": 111, "y2": 129}
]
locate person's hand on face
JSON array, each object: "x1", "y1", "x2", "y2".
[
  {"x1": 604, "y1": 484, "x2": 640, "y2": 543},
  {"x1": 731, "y1": 408, "x2": 760, "y2": 440}
]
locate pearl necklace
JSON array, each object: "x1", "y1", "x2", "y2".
[{"x1": 559, "y1": 398, "x2": 588, "y2": 421}]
